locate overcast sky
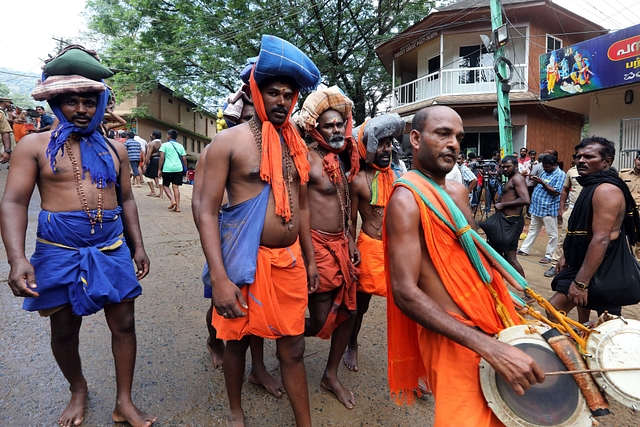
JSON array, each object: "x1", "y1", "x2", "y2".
[{"x1": 1, "y1": 0, "x2": 639, "y2": 75}]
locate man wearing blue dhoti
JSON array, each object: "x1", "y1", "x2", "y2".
[{"x1": 0, "y1": 45, "x2": 156, "y2": 427}]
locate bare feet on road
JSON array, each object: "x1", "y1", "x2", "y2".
[
  {"x1": 248, "y1": 368, "x2": 285, "y2": 398},
  {"x1": 321, "y1": 373, "x2": 356, "y2": 409},
  {"x1": 59, "y1": 383, "x2": 88, "y2": 427},
  {"x1": 207, "y1": 338, "x2": 225, "y2": 370},
  {"x1": 112, "y1": 400, "x2": 157, "y2": 427},
  {"x1": 343, "y1": 347, "x2": 358, "y2": 371}
]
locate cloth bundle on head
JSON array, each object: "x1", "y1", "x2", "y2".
[
  {"x1": 223, "y1": 84, "x2": 252, "y2": 127},
  {"x1": 249, "y1": 35, "x2": 321, "y2": 222},
  {"x1": 32, "y1": 45, "x2": 116, "y2": 188},
  {"x1": 353, "y1": 113, "x2": 405, "y2": 207},
  {"x1": 298, "y1": 86, "x2": 359, "y2": 183}
]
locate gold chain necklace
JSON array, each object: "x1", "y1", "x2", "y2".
[
  {"x1": 249, "y1": 117, "x2": 295, "y2": 230},
  {"x1": 365, "y1": 166, "x2": 384, "y2": 237},
  {"x1": 316, "y1": 146, "x2": 352, "y2": 237},
  {"x1": 65, "y1": 140, "x2": 104, "y2": 234}
]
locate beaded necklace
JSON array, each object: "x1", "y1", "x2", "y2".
[
  {"x1": 249, "y1": 117, "x2": 295, "y2": 230},
  {"x1": 316, "y1": 146, "x2": 352, "y2": 238},
  {"x1": 365, "y1": 166, "x2": 384, "y2": 237},
  {"x1": 65, "y1": 139, "x2": 104, "y2": 234}
]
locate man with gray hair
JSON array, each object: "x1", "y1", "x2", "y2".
[{"x1": 344, "y1": 113, "x2": 405, "y2": 372}]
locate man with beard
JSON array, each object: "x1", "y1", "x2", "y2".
[
  {"x1": 192, "y1": 84, "x2": 285, "y2": 398},
  {"x1": 385, "y1": 105, "x2": 543, "y2": 426},
  {"x1": 196, "y1": 35, "x2": 321, "y2": 427},
  {"x1": 295, "y1": 86, "x2": 359, "y2": 409},
  {"x1": 0, "y1": 46, "x2": 154, "y2": 427},
  {"x1": 549, "y1": 136, "x2": 640, "y2": 318},
  {"x1": 481, "y1": 156, "x2": 530, "y2": 277},
  {"x1": 343, "y1": 113, "x2": 405, "y2": 373}
]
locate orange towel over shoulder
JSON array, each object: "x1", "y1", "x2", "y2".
[
  {"x1": 213, "y1": 240, "x2": 308, "y2": 340},
  {"x1": 385, "y1": 171, "x2": 518, "y2": 427},
  {"x1": 311, "y1": 229, "x2": 357, "y2": 339}
]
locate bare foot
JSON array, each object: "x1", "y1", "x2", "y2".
[
  {"x1": 59, "y1": 383, "x2": 88, "y2": 427},
  {"x1": 146, "y1": 193, "x2": 156, "y2": 197},
  {"x1": 248, "y1": 368, "x2": 285, "y2": 398},
  {"x1": 207, "y1": 338, "x2": 225, "y2": 369},
  {"x1": 418, "y1": 378, "x2": 432, "y2": 396},
  {"x1": 173, "y1": 207, "x2": 181, "y2": 213},
  {"x1": 226, "y1": 408, "x2": 245, "y2": 427},
  {"x1": 167, "y1": 202, "x2": 176, "y2": 210},
  {"x1": 321, "y1": 374, "x2": 356, "y2": 409},
  {"x1": 155, "y1": 194, "x2": 163, "y2": 198},
  {"x1": 343, "y1": 347, "x2": 359, "y2": 372},
  {"x1": 112, "y1": 401, "x2": 157, "y2": 427}
]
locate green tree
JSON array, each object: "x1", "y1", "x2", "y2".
[{"x1": 85, "y1": 0, "x2": 433, "y2": 122}]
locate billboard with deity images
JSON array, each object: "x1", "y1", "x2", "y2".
[{"x1": 540, "y1": 23, "x2": 640, "y2": 100}]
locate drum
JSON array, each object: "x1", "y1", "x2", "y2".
[
  {"x1": 479, "y1": 325, "x2": 592, "y2": 427},
  {"x1": 585, "y1": 317, "x2": 640, "y2": 410}
]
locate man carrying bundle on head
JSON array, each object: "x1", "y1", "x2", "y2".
[
  {"x1": 196, "y1": 35, "x2": 321, "y2": 427},
  {"x1": 343, "y1": 113, "x2": 405, "y2": 372},
  {"x1": 294, "y1": 86, "x2": 360, "y2": 409},
  {"x1": 385, "y1": 105, "x2": 543, "y2": 427},
  {"x1": 0, "y1": 45, "x2": 154, "y2": 427}
]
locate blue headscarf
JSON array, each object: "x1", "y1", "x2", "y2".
[{"x1": 45, "y1": 77, "x2": 116, "y2": 189}]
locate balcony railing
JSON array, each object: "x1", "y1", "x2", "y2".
[{"x1": 393, "y1": 64, "x2": 528, "y2": 108}]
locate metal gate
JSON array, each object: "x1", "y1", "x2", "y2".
[{"x1": 619, "y1": 118, "x2": 640, "y2": 170}]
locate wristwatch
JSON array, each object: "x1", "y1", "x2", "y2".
[
  {"x1": 573, "y1": 280, "x2": 588, "y2": 290},
  {"x1": 4, "y1": 149, "x2": 11, "y2": 154}
]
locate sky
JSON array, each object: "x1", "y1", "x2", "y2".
[{"x1": 1, "y1": 0, "x2": 639, "y2": 76}]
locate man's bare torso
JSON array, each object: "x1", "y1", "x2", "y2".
[
  {"x1": 225, "y1": 123, "x2": 302, "y2": 248},
  {"x1": 352, "y1": 167, "x2": 383, "y2": 240},
  {"x1": 19, "y1": 132, "x2": 120, "y2": 212},
  {"x1": 500, "y1": 174, "x2": 526, "y2": 217},
  {"x1": 307, "y1": 149, "x2": 348, "y2": 234}
]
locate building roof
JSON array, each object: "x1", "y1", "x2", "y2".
[{"x1": 375, "y1": 0, "x2": 606, "y2": 74}]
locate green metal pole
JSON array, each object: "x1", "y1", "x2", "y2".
[{"x1": 490, "y1": 0, "x2": 513, "y2": 157}]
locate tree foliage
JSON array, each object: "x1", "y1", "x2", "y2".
[{"x1": 85, "y1": 0, "x2": 433, "y2": 122}]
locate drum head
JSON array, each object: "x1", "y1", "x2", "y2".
[
  {"x1": 586, "y1": 318, "x2": 640, "y2": 410},
  {"x1": 480, "y1": 325, "x2": 592, "y2": 427}
]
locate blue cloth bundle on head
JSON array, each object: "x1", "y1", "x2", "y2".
[
  {"x1": 32, "y1": 46, "x2": 117, "y2": 189},
  {"x1": 252, "y1": 35, "x2": 322, "y2": 93}
]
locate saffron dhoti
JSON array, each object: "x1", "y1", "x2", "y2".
[{"x1": 356, "y1": 230, "x2": 386, "y2": 297}]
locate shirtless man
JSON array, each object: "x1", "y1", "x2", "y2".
[
  {"x1": 297, "y1": 86, "x2": 360, "y2": 409},
  {"x1": 490, "y1": 155, "x2": 530, "y2": 276},
  {"x1": 385, "y1": 105, "x2": 543, "y2": 426},
  {"x1": 192, "y1": 91, "x2": 284, "y2": 397},
  {"x1": 196, "y1": 35, "x2": 320, "y2": 427},
  {"x1": 343, "y1": 113, "x2": 405, "y2": 372},
  {"x1": 143, "y1": 130, "x2": 163, "y2": 197},
  {"x1": 0, "y1": 57, "x2": 155, "y2": 427}
]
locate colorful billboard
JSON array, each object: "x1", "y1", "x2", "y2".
[{"x1": 540, "y1": 23, "x2": 640, "y2": 100}]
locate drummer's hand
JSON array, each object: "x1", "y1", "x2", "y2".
[
  {"x1": 556, "y1": 256, "x2": 566, "y2": 273},
  {"x1": 486, "y1": 341, "x2": 545, "y2": 395},
  {"x1": 568, "y1": 282, "x2": 588, "y2": 307}
]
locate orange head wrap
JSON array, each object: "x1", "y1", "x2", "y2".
[{"x1": 249, "y1": 68, "x2": 310, "y2": 222}]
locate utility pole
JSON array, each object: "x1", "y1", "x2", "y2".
[
  {"x1": 52, "y1": 37, "x2": 71, "y2": 55},
  {"x1": 489, "y1": 0, "x2": 513, "y2": 157}
]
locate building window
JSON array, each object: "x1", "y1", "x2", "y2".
[
  {"x1": 211, "y1": 120, "x2": 214, "y2": 125},
  {"x1": 546, "y1": 35, "x2": 562, "y2": 52},
  {"x1": 428, "y1": 55, "x2": 440, "y2": 79},
  {"x1": 459, "y1": 45, "x2": 491, "y2": 84},
  {"x1": 197, "y1": 141, "x2": 201, "y2": 153},
  {"x1": 183, "y1": 136, "x2": 187, "y2": 148},
  {"x1": 186, "y1": 107, "x2": 191, "y2": 112},
  {"x1": 168, "y1": 98, "x2": 173, "y2": 104},
  {"x1": 191, "y1": 139, "x2": 195, "y2": 152}
]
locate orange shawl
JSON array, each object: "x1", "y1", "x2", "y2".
[
  {"x1": 385, "y1": 171, "x2": 519, "y2": 405},
  {"x1": 249, "y1": 68, "x2": 310, "y2": 222},
  {"x1": 357, "y1": 123, "x2": 396, "y2": 207}
]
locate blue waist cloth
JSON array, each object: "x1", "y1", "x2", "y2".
[
  {"x1": 202, "y1": 184, "x2": 270, "y2": 295},
  {"x1": 25, "y1": 207, "x2": 141, "y2": 315}
]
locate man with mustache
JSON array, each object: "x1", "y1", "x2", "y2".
[
  {"x1": 385, "y1": 105, "x2": 543, "y2": 426},
  {"x1": 0, "y1": 46, "x2": 154, "y2": 427},
  {"x1": 517, "y1": 154, "x2": 565, "y2": 264},
  {"x1": 342, "y1": 113, "x2": 405, "y2": 373},
  {"x1": 196, "y1": 35, "x2": 321, "y2": 427},
  {"x1": 549, "y1": 136, "x2": 640, "y2": 318},
  {"x1": 295, "y1": 86, "x2": 359, "y2": 409}
]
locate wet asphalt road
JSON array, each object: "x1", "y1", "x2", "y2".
[{"x1": 1, "y1": 169, "x2": 638, "y2": 426}]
